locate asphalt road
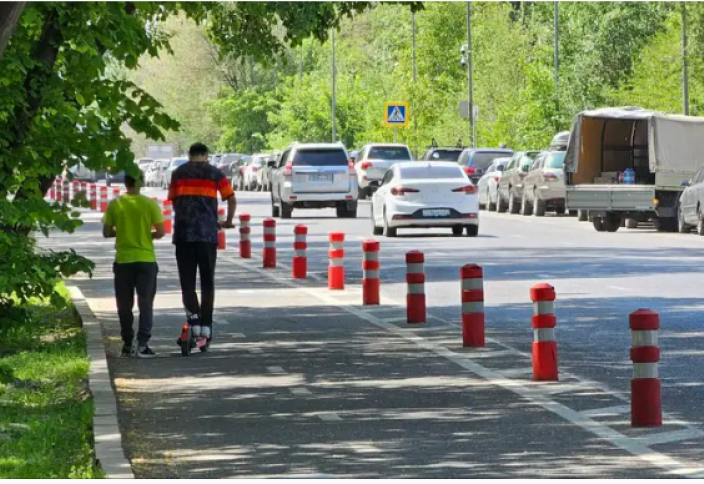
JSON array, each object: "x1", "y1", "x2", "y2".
[{"x1": 43, "y1": 186, "x2": 704, "y2": 477}]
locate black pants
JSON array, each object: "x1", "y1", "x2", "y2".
[
  {"x1": 175, "y1": 242, "x2": 217, "y2": 326},
  {"x1": 114, "y1": 262, "x2": 158, "y2": 345}
]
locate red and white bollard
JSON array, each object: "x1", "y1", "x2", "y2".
[
  {"x1": 263, "y1": 218, "x2": 276, "y2": 268},
  {"x1": 100, "y1": 186, "x2": 108, "y2": 212},
  {"x1": 293, "y1": 225, "x2": 308, "y2": 279},
  {"x1": 630, "y1": 309, "x2": 661, "y2": 427},
  {"x1": 62, "y1": 179, "x2": 70, "y2": 203},
  {"x1": 49, "y1": 179, "x2": 56, "y2": 201},
  {"x1": 90, "y1": 183, "x2": 97, "y2": 210},
  {"x1": 328, "y1": 232, "x2": 345, "y2": 290},
  {"x1": 362, "y1": 240, "x2": 380, "y2": 305},
  {"x1": 217, "y1": 207, "x2": 226, "y2": 250},
  {"x1": 239, "y1": 213, "x2": 251, "y2": 258},
  {"x1": 461, "y1": 264, "x2": 485, "y2": 347},
  {"x1": 531, "y1": 283, "x2": 558, "y2": 381},
  {"x1": 406, "y1": 251, "x2": 426, "y2": 324},
  {"x1": 162, "y1": 200, "x2": 173, "y2": 235}
]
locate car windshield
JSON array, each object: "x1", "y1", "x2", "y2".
[
  {"x1": 428, "y1": 149, "x2": 463, "y2": 162},
  {"x1": 546, "y1": 152, "x2": 566, "y2": 169},
  {"x1": 172, "y1": 158, "x2": 188, "y2": 167},
  {"x1": 368, "y1": 147, "x2": 411, "y2": 161},
  {"x1": 293, "y1": 149, "x2": 348, "y2": 166},
  {"x1": 471, "y1": 152, "x2": 512, "y2": 171},
  {"x1": 400, "y1": 165, "x2": 465, "y2": 180}
]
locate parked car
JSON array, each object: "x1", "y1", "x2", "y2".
[
  {"x1": 145, "y1": 159, "x2": 165, "y2": 187},
  {"x1": 477, "y1": 157, "x2": 511, "y2": 210},
  {"x1": 229, "y1": 156, "x2": 250, "y2": 190},
  {"x1": 270, "y1": 142, "x2": 358, "y2": 219},
  {"x1": 163, "y1": 157, "x2": 189, "y2": 188},
  {"x1": 216, "y1": 152, "x2": 240, "y2": 178},
  {"x1": 137, "y1": 157, "x2": 154, "y2": 174},
  {"x1": 106, "y1": 171, "x2": 125, "y2": 187},
  {"x1": 67, "y1": 162, "x2": 98, "y2": 182},
  {"x1": 244, "y1": 154, "x2": 268, "y2": 191},
  {"x1": 677, "y1": 163, "x2": 704, "y2": 234},
  {"x1": 354, "y1": 143, "x2": 413, "y2": 199},
  {"x1": 258, "y1": 152, "x2": 279, "y2": 192},
  {"x1": 457, "y1": 148, "x2": 514, "y2": 185},
  {"x1": 349, "y1": 150, "x2": 360, "y2": 165},
  {"x1": 211, "y1": 153, "x2": 223, "y2": 168},
  {"x1": 370, "y1": 161, "x2": 479, "y2": 237},
  {"x1": 420, "y1": 145, "x2": 466, "y2": 162},
  {"x1": 520, "y1": 151, "x2": 567, "y2": 216},
  {"x1": 496, "y1": 151, "x2": 540, "y2": 213}
]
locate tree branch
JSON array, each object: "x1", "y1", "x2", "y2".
[{"x1": 0, "y1": 2, "x2": 26, "y2": 61}]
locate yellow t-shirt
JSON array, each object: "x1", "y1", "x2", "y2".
[{"x1": 103, "y1": 195, "x2": 164, "y2": 264}]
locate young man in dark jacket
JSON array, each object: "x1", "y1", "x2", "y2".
[{"x1": 168, "y1": 143, "x2": 236, "y2": 342}]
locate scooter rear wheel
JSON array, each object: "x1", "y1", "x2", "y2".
[{"x1": 199, "y1": 340, "x2": 210, "y2": 353}]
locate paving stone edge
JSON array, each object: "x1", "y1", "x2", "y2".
[{"x1": 68, "y1": 286, "x2": 135, "y2": 479}]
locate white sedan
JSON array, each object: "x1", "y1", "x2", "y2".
[
  {"x1": 477, "y1": 156, "x2": 511, "y2": 211},
  {"x1": 371, "y1": 162, "x2": 479, "y2": 237}
]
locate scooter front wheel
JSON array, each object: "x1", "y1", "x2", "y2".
[{"x1": 180, "y1": 338, "x2": 192, "y2": 356}]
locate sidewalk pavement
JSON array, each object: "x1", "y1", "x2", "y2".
[{"x1": 40, "y1": 209, "x2": 703, "y2": 478}]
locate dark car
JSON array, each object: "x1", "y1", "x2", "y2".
[
  {"x1": 457, "y1": 148, "x2": 514, "y2": 184},
  {"x1": 216, "y1": 152, "x2": 240, "y2": 177},
  {"x1": 420, "y1": 140, "x2": 466, "y2": 163}
]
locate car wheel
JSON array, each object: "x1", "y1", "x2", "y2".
[
  {"x1": 488, "y1": 190, "x2": 497, "y2": 211},
  {"x1": 533, "y1": 192, "x2": 546, "y2": 217},
  {"x1": 466, "y1": 224, "x2": 479, "y2": 237},
  {"x1": 496, "y1": 191, "x2": 508, "y2": 213},
  {"x1": 281, "y1": 201, "x2": 293, "y2": 219},
  {"x1": 508, "y1": 189, "x2": 520, "y2": 214},
  {"x1": 371, "y1": 203, "x2": 383, "y2": 235},
  {"x1": 452, "y1": 225, "x2": 464, "y2": 236},
  {"x1": 271, "y1": 192, "x2": 280, "y2": 218},
  {"x1": 383, "y1": 209, "x2": 397, "y2": 238},
  {"x1": 521, "y1": 192, "x2": 532, "y2": 216},
  {"x1": 697, "y1": 210, "x2": 704, "y2": 236}
]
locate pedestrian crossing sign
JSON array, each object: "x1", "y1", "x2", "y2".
[{"x1": 384, "y1": 102, "x2": 409, "y2": 127}]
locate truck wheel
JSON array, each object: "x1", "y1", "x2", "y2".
[
  {"x1": 593, "y1": 217, "x2": 605, "y2": 232},
  {"x1": 654, "y1": 217, "x2": 677, "y2": 233},
  {"x1": 602, "y1": 213, "x2": 622, "y2": 232},
  {"x1": 578, "y1": 210, "x2": 588, "y2": 222}
]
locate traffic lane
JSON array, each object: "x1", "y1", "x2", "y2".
[{"x1": 227, "y1": 192, "x2": 704, "y2": 430}]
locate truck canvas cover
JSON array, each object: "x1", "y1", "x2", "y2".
[{"x1": 564, "y1": 106, "x2": 704, "y2": 179}]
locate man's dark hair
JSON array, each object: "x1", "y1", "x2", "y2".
[
  {"x1": 125, "y1": 175, "x2": 138, "y2": 188},
  {"x1": 189, "y1": 142, "x2": 209, "y2": 157}
]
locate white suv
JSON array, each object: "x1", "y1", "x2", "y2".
[
  {"x1": 270, "y1": 143, "x2": 358, "y2": 219},
  {"x1": 355, "y1": 143, "x2": 412, "y2": 199}
]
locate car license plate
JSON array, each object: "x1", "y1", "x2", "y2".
[
  {"x1": 423, "y1": 209, "x2": 450, "y2": 218},
  {"x1": 308, "y1": 174, "x2": 332, "y2": 183}
]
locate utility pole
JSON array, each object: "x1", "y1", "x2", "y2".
[
  {"x1": 682, "y1": 2, "x2": 689, "y2": 116},
  {"x1": 299, "y1": 44, "x2": 303, "y2": 82},
  {"x1": 467, "y1": 2, "x2": 474, "y2": 148},
  {"x1": 331, "y1": 28, "x2": 337, "y2": 143},
  {"x1": 554, "y1": 1, "x2": 559, "y2": 116},
  {"x1": 412, "y1": 11, "x2": 418, "y2": 157}
]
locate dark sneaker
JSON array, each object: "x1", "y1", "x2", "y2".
[
  {"x1": 121, "y1": 343, "x2": 133, "y2": 357},
  {"x1": 136, "y1": 345, "x2": 156, "y2": 359}
]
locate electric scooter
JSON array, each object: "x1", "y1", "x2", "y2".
[{"x1": 178, "y1": 323, "x2": 210, "y2": 356}]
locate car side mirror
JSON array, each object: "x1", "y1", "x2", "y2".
[{"x1": 681, "y1": 180, "x2": 691, "y2": 187}]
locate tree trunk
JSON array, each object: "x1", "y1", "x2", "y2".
[{"x1": 0, "y1": 2, "x2": 26, "y2": 61}]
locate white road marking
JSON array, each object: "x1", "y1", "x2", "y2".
[
  {"x1": 248, "y1": 347, "x2": 264, "y2": 354},
  {"x1": 221, "y1": 253, "x2": 704, "y2": 478},
  {"x1": 318, "y1": 413, "x2": 343, "y2": 422},
  {"x1": 496, "y1": 367, "x2": 532, "y2": 377},
  {"x1": 289, "y1": 387, "x2": 313, "y2": 396},
  {"x1": 607, "y1": 286, "x2": 632, "y2": 291},
  {"x1": 230, "y1": 333, "x2": 246, "y2": 339},
  {"x1": 636, "y1": 429, "x2": 704, "y2": 447},
  {"x1": 580, "y1": 405, "x2": 631, "y2": 418},
  {"x1": 266, "y1": 366, "x2": 286, "y2": 374}
]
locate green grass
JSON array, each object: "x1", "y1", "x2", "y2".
[{"x1": 0, "y1": 285, "x2": 103, "y2": 478}]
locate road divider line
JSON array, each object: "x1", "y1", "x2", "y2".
[
  {"x1": 220, "y1": 254, "x2": 704, "y2": 478},
  {"x1": 318, "y1": 413, "x2": 343, "y2": 422},
  {"x1": 248, "y1": 348, "x2": 264, "y2": 354},
  {"x1": 580, "y1": 405, "x2": 632, "y2": 418},
  {"x1": 267, "y1": 366, "x2": 286, "y2": 374},
  {"x1": 289, "y1": 387, "x2": 313, "y2": 396},
  {"x1": 635, "y1": 429, "x2": 704, "y2": 447},
  {"x1": 496, "y1": 368, "x2": 533, "y2": 377}
]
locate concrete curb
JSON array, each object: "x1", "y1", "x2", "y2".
[{"x1": 68, "y1": 286, "x2": 135, "y2": 479}]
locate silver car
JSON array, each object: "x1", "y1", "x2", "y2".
[
  {"x1": 520, "y1": 151, "x2": 567, "y2": 216},
  {"x1": 477, "y1": 157, "x2": 510, "y2": 211},
  {"x1": 270, "y1": 143, "x2": 358, "y2": 219},
  {"x1": 497, "y1": 151, "x2": 539, "y2": 214},
  {"x1": 163, "y1": 157, "x2": 189, "y2": 188}
]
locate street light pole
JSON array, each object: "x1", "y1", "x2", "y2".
[
  {"x1": 554, "y1": 1, "x2": 559, "y2": 116},
  {"x1": 466, "y1": 2, "x2": 474, "y2": 148},
  {"x1": 682, "y1": 2, "x2": 689, "y2": 116},
  {"x1": 331, "y1": 28, "x2": 337, "y2": 143}
]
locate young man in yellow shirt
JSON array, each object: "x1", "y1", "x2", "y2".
[{"x1": 103, "y1": 174, "x2": 166, "y2": 358}]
